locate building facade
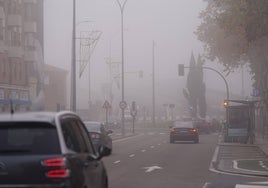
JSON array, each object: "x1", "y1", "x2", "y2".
[
  {"x1": 0, "y1": 0, "x2": 44, "y2": 112},
  {"x1": 44, "y1": 64, "x2": 68, "y2": 112}
]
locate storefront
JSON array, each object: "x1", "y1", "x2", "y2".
[{"x1": 0, "y1": 88, "x2": 31, "y2": 113}]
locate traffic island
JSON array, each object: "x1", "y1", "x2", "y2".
[{"x1": 233, "y1": 159, "x2": 268, "y2": 176}]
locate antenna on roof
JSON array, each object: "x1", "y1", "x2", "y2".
[{"x1": 10, "y1": 99, "x2": 14, "y2": 114}]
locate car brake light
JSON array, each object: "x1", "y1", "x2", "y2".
[
  {"x1": 190, "y1": 128, "x2": 198, "y2": 133},
  {"x1": 170, "y1": 127, "x2": 176, "y2": 132},
  {"x1": 91, "y1": 133, "x2": 100, "y2": 139},
  {"x1": 46, "y1": 169, "x2": 70, "y2": 178},
  {"x1": 42, "y1": 157, "x2": 66, "y2": 167},
  {"x1": 42, "y1": 158, "x2": 70, "y2": 178}
]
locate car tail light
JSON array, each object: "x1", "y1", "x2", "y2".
[
  {"x1": 46, "y1": 169, "x2": 70, "y2": 178},
  {"x1": 190, "y1": 128, "x2": 198, "y2": 133},
  {"x1": 42, "y1": 157, "x2": 66, "y2": 167},
  {"x1": 170, "y1": 127, "x2": 177, "y2": 132},
  {"x1": 91, "y1": 133, "x2": 100, "y2": 139},
  {"x1": 42, "y1": 157, "x2": 70, "y2": 178}
]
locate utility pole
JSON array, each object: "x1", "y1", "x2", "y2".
[
  {"x1": 152, "y1": 41, "x2": 156, "y2": 126},
  {"x1": 71, "y1": 0, "x2": 76, "y2": 111},
  {"x1": 116, "y1": 0, "x2": 128, "y2": 136}
]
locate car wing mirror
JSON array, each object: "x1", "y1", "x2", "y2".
[{"x1": 98, "y1": 145, "x2": 111, "y2": 159}]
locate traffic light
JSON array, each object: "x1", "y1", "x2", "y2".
[
  {"x1": 223, "y1": 100, "x2": 228, "y2": 107},
  {"x1": 178, "y1": 64, "x2": 184, "y2": 76}
]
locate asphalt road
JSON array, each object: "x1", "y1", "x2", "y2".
[{"x1": 103, "y1": 128, "x2": 219, "y2": 188}]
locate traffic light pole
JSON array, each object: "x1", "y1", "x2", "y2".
[{"x1": 179, "y1": 64, "x2": 229, "y2": 101}]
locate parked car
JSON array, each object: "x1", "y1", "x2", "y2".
[
  {"x1": 169, "y1": 120, "x2": 199, "y2": 143},
  {"x1": 0, "y1": 111, "x2": 110, "y2": 188},
  {"x1": 84, "y1": 121, "x2": 113, "y2": 153}
]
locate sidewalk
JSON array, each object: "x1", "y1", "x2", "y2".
[{"x1": 214, "y1": 135, "x2": 268, "y2": 177}]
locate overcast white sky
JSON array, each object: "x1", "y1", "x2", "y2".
[{"x1": 43, "y1": 0, "x2": 253, "y2": 110}]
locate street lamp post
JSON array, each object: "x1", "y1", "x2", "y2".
[
  {"x1": 76, "y1": 21, "x2": 93, "y2": 110},
  {"x1": 116, "y1": 0, "x2": 128, "y2": 136},
  {"x1": 71, "y1": 0, "x2": 76, "y2": 112},
  {"x1": 152, "y1": 41, "x2": 156, "y2": 126}
]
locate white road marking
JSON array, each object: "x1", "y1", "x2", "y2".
[
  {"x1": 158, "y1": 143, "x2": 161, "y2": 146},
  {"x1": 259, "y1": 161, "x2": 268, "y2": 169},
  {"x1": 141, "y1": 149, "x2": 146, "y2": 152},
  {"x1": 114, "y1": 160, "x2": 121, "y2": 164},
  {"x1": 248, "y1": 181, "x2": 268, "y2": 185},
  {"x1": 150, "y1": 146, "x2": 155, "y2": 149},
  {"x1": 129, "y1": 154, "x2": 135, "y2": 158},
  {"x1": 233, "y1": 160, "x2": 268, "y2": 174},
  {"x1": 209, "y1": 146, "x2": 219, "y2": 171},
  {"x1": 159, "y1": 132, "x2": 166, "y2": 135},
  {"x1": 142, "y1": 166, "x2": 163, "y2": 173},
  {"x1": 148, "y1": 132, "x2": 155, "y2": 135},
  {"x1": 202, "y1": 182, "x2": 212, "y2": 188},
  {"x1": 235, "y1": 184, "x2": 268, "y2": 188}
]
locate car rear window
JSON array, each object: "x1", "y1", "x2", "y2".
[
  {"x1": 85, "y1": 123, "x2": 101, "y2": 133},
  {"x1": 0, "y1": 122, "x2": 60, "y2": 155},
  {"x1": 174, "y1": 121, "x2": 194, "y2": 128}
]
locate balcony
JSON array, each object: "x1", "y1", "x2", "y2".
[
  {"x1": 0, "y1": 7, "x2": 4, "y2": 19},
  {"x1": 0, "y1": 40, "x2": 6, "y2": 53},
  {"x1": 24, "y1": 50, "x2": 35, "y2": 62},
  {"x1": 23, "y1": 0, "x2": 37, "y2": 3},
  {"x1": 7, "y1": 14, "x2": 22, "y2": 27},
  {"x1": 24, "y1": 21, "x2": 36, "y2": 33},
  {"x1": 8, "y1": 46, "x2": 23, "y2": 58}
]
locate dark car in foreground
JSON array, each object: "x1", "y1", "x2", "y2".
[
  {"x1": 84, "y1": 121, "x2": 113, "y2": 153},
  {"x1": 0, "y1": 111, "x2": 110, "y2": 188},
  {"x1": 170, "y1": 121, "x2": 199, "y2": 143}
]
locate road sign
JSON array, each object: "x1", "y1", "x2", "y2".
[
  {"x1": 119, "y1": 101, "x2": 127, "y2": 109},
  {"x1": 103, "y1": 100, "x2": 111, "y2": 109},
  {"x1": 131, "y1": 110, "x2": 137, "y2": 117}
]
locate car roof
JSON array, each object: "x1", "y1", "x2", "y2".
[
  {"x1": 84, "y1": 121, "x2": 102, "y2": 125},
  {"x1": 0, "y1": 111, "x2": 77, "y2": 124}
]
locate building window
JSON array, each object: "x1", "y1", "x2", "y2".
[
  {"x1": 24, "y1": 3, "x2": 33, "y2": 21},
  {"x1": 8, "y1": 0, "x2": 21, "y2": 15},
  {"x1": 24, "y1": 33, "x2": 35, "y2": 50},
  {"x1": 8, "y1": 27, "x2": 21, "y2": 46},
  {"x1": 0, "y1": 19, "x2": 4, "y2": 40}
]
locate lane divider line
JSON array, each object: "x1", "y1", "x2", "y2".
[
  {"x1": 150, "y1": 146, "x2": 155, "y2": 149},
  {"x1": 114, "y1": 160, "x2": 121, "y2": 164},
  {"x1": 129, "y1": 154, "x2": 135, "y2": 158},
  {"x1": 141, "y1": 149, "x2": 146, "y2": 152}
]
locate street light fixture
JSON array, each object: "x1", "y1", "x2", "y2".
[{"x1": 116, "y1": 0, "x2": 128, "y2": 136}]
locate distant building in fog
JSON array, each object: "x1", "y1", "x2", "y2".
[
  {"x1": 0, "y1": 0, "x2": 44, "y2": 113},
  {"x1": 44, "y1": 64, "x2": 68, "y2": 111}
]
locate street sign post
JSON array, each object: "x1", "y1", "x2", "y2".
[
  {"x1": 119, "y1": 101, "x2": 127, "y2": 109},
  {"x1": 130, "y1": 101, "x2": 137, "y2": 133},
  {"x1": 103, "y1": 100, "x2": 111, "y2": 126}
]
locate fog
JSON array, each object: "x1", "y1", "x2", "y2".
[{"x1": 43, "y1": 0, "x2": 253, "y2": 112}]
